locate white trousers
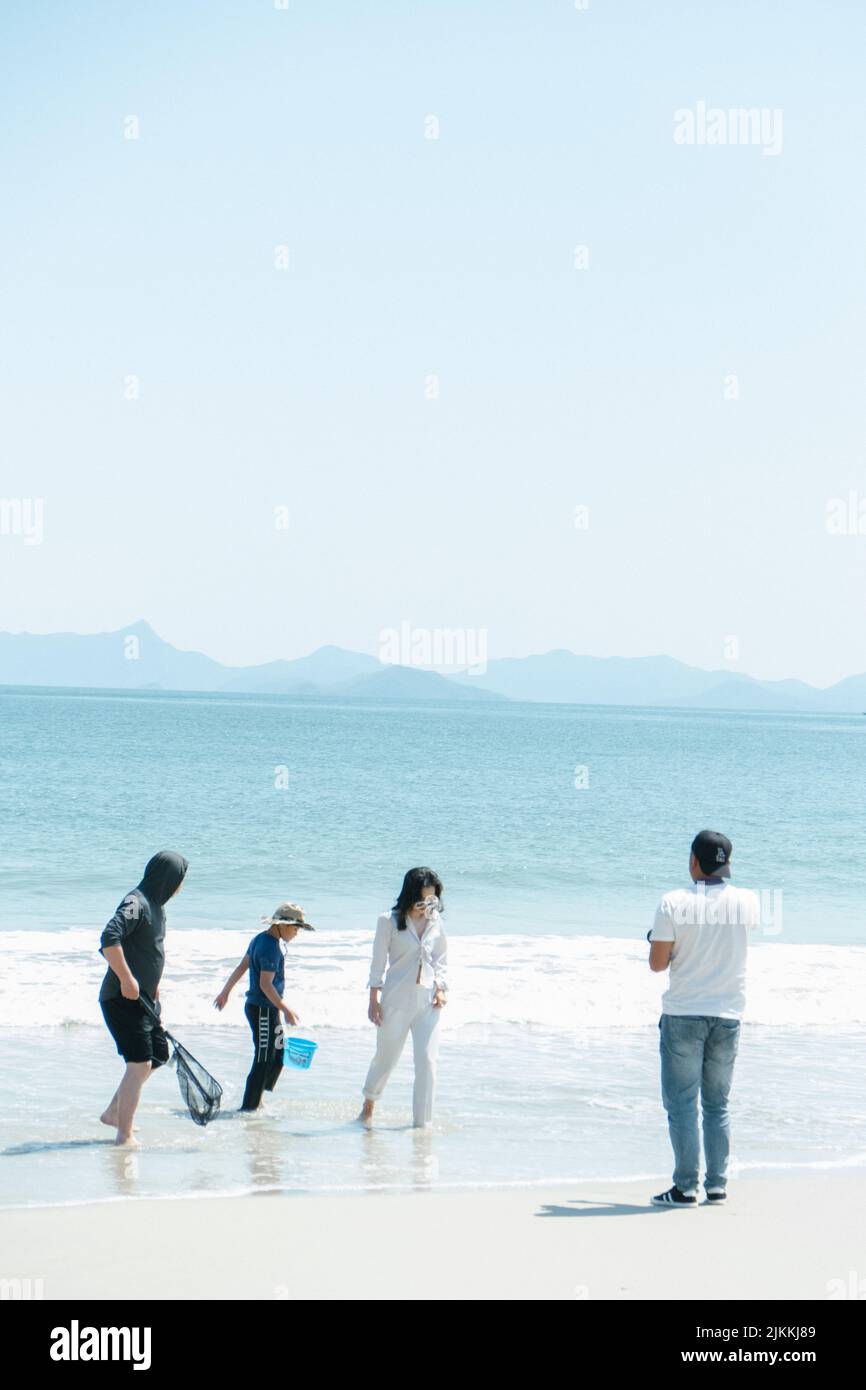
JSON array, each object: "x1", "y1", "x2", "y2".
[{"x1": 362, "y1": 985, "x2": 442, "y2": 1126}]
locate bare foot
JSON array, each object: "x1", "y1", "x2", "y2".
[
  {"x1": 114, "y1": 1134, "x2": 139, "y2": 1148},
  {"x1": 356, "y1": 1101, "x2": 374, "y2": 1128},
  {"x1": 101, "y1": 1109, "x2": 137, "y2": 1132}
]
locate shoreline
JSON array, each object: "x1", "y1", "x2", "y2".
[
  {"x1": 2, "y1": 1157, "x2": 865, "y2": 1214},
  {"x1": 3, "y1": 1175, "x2": 864, "y2": 1300}
]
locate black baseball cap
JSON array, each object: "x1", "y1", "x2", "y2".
[{"x1": 691, "y1": 830, "x2": 732, "y2": 878}]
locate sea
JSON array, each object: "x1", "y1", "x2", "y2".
[{"x1": 1, "y1": 687, "x2": 865, "y2": 1208}]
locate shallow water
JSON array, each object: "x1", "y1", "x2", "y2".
[
  {"x1": 2, "y1": 690, "x2": 865, "y2": 1205},
  {"x1": 2, "y1": 1014, "x2": 864, "y2": 1209}
]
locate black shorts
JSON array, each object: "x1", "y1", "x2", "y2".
[{"x1": 101, "y1": 996, "x2": 170, "y2": 1068}]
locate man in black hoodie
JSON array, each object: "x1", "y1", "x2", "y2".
[{"x1": 98, "y1": 850, "x2": 188, "y2": 1146}]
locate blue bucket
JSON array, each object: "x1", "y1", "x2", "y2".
[{"x1": 284, "y1": 1037, "x2": 318, "y2": 1070}]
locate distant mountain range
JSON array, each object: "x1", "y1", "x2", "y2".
[
  {"x1": 0, "y1": 622, "x2": 498, "y2": 703},
  {"x1": 1, "y1": 621, "x2": 866, "y2": 712},
  {"x1": 450, "y1": 651, "x2": 866, "y2": 713}
]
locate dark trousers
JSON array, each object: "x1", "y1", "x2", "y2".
[{"x1": 241, "y1": 1002, "x2": 285, "y2": 1111}]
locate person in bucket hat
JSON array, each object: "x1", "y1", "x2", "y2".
[{"x1": 214, "y1": 902, "x2": 314, "y2": 1111}]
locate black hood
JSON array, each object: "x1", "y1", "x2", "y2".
[{"x1": 137, "y1": 850, "x2": 188, "y2": 907}]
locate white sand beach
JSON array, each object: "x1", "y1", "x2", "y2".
[{"x1": 4, "y1": 1175, "x2": 864, "y2": 1301}]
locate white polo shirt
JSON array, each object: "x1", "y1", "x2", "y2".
[{"x1": 650, "y1": 881, "x2": 760, "y2": 1020}]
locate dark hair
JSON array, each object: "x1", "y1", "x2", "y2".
[{"x1": 392, "y1": 866, "x2": 444, "y2": 931}]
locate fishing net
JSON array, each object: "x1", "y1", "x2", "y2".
[
  {"x1": 138, "y1": 995, "x2": 223, "y2": 1126},
  {"x1": 168, "y1": 1036, "x2": 223, "y2": 1126}
]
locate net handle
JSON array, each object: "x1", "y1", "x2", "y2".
[{"x1": 136, "y1": 991, "x2": 176, "y2": 1044}]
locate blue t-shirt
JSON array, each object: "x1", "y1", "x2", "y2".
[{"x1": 246, "y1": 930, "x2": 286, "y2": 1008}]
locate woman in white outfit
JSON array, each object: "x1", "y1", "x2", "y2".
[{"x1": 358, "y1": 867, "x2": 448, "y2": 1129}]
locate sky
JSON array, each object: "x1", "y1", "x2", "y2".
[{"x1": 2, "y1": 0, "x2": 866, "y2": 685}]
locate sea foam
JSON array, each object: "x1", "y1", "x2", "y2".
[{"x1": 2, "y1": 929, "x2": 864, "y2": 1032}]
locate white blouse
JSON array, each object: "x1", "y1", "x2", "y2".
[{"x1": 367, "y1": 910, "x2": 448, "y2": 996}]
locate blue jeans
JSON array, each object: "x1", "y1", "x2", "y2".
[{"x1": 659, "y1": 1014, "x2": 741, "y2": 1196}]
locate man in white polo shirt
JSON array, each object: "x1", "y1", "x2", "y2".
[{"x1": 648, "y1": 830, "x2": 759, "y2": 1207}]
